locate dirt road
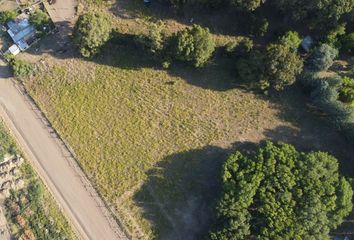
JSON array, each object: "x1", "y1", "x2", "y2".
[{"x1": 0, "y1": 62, "x2": 127, "y2": 240}]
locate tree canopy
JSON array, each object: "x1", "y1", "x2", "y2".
[
  {"x1": 230, "y1": 0, "x2": 264, "y2": 11},
  {"x1": 264, "y1": 42, "x2": 303, "y2": 90},
  {"x1": 210, "y1": 141, "x2": 353, "y2": 240},
  {"x1": 306, "y1": 44, "x2": 338, "y2": 72},
  {"x1": 73, "y1": 12, "x2": 112, "y2": 58},
  {"x1": 0, "y1": 10, "x2": 17, "y2": 24},
  {"x1": 274, "y1": 0, "x2": 354, "y2": 23},
  {"x1": 29, "y1": 9, "x2": 51, "y2": 32},
  {"x1": 171, "y1": 24, "x2": 215, "y2": 67}
]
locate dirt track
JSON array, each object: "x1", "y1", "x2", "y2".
[{"x1": 0, "y1": 61, "x2": 127, "y2": 240}]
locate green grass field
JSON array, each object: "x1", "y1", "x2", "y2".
[
  {"x1": 20, "y1": 1, "x2": 354, "y2": 238},
  {"x1": 23, "y1": 39, "x2": 354, "y2": 238},
  {"x1": 24, "y1": 42, "x2": 288, "y2": 238}
]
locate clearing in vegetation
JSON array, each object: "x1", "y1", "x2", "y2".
[{"x1": 19, "y1": 0, "x2": 354, "y2": 239}]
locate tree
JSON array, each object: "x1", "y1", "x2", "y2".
[
  {"x1": 73, "y1": 12, "x2": 112, "y2": 58},
  {"x1": 264, "y1": 43, "x2": 304, "y2": 90},
  {"x1": 236, "y1": 50, "x2": 265, "y2": 84},
  {"x1": 0, "y1": 10, "x2": 17, "y2": 24},
  {"x1": 210, "y1": 141, "x2": 353, "y2": 240},
  {"x1": 29, "y1": 9, "x2": 50, "y2": 30},
  {"x1": 135, "y1": 21, "x2": 165, "y2": 56},
  {"x1": 280, "y1": 31, "x2": 302, "y2": 50},
  {"x1": 170, "y1": 24, "x2": 215, "y2": 67},
  {"x1": 230, "y1": 0, "x2": 264, "y2": 11},
  {"x1": 339, "y1": 77, "x2": 354, "y2": 105},
  {"x1": 340, "y1": 33, "x2": 354, "y2": 53},
  {"x1": 5, "y1": 55, "x2": 34, "y2": 78},
  {"x1": 306, "y1": 44, "x2": 338, "y2": 71},
  {"x1": 274, "y1": 0, "x2": 354, "y2": 24}
]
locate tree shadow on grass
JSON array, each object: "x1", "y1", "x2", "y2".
[
  {"x1": 133, "y1": 142, "x2": 258, "y2": 240},
  {"x1": 93, "y1": 30, "x2": 239, "y2": 91},
  {"x1": 262, "y1": 85, "x2": 354, "y2": 178}
]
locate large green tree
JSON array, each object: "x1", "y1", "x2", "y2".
[
  {"x1": 73, "y1": 12, "x2": 111, "y2": 58},
  {"x1": 171, "y1": 24, "x2": 215, "y2": 67},
  {"x1": 306, "y1": 44, "x2": 338, "y2": 72},
  {"x1": 230, "y1": 0, "x2": 264, "y2": 11},
  {"x1": 264, "y1": 43, "x2": 304, "y2": 90},
  {"x1": 210, "y1": 141, "x2": 353, "y2": 240},
  {"x1": 274, "y1": 0, "x2": 354, "y2": 23}
]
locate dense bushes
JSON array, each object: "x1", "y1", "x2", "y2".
[
  {"x1": 210, "y1": 141, "x2": 353, "y2": 240},
  {"x1": 341, "y1": 33, "x2": 354, "y2": 53},
  {"x1": 274, "y1": 0, "x2": 354, "y2": 24},
  {"x1": 299, "y1": 68, "x2": 354, "y2": 143},
  {"x1": 306, "y1": 44, "x2": 338, "y2": 71},
  {"x1": 73, "y1": 12, "x2": 112, "y2": 58},
  {"x1": 29, "y1": 9, "x2": 51, "y2": 31},
  {"x1": 169, "y1": 24, "x2": 215, "y2": 67},
  {"x1": 0, "y1": 122, "x2": 17, "y2": 160},
  {"x1": 6, "y1": 55, "x2": 34, "y2": 78},
  {"x1": 264, "y1": 42, "x2": 303, "y2": 90},
  {"x1": 339, "y1": 77, "x2": 354, "y2": 106},
  {"x1": 236, "y1": 32, "x2": 303, "y2": 91},
  {"x1": 0, "y1": 10, "x2": 17, "y2": 24}
]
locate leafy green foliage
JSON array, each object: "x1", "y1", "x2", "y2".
[
  {"x1": 5, "y1": 163, "x2": 76, "y2": 240},
  {"x1": 170, "y1": 24, "x2": 215, "y2": 67},
  {"x1": 0, "y1": 10, "x2": 17, "y2": 24},
  {"x1": 29, "y1": 9, "x2": 50, "y2": 31},
  {"x1": 236, "y1": 42, "x2": 303, "y2": 91},
  {"x1": 236, "y1": 50, "x2": 265, "y2": 85},
  {"x1": 324, "y1": 23, "x2": 346, "y2": 47},
  {"x1": 6, "y1": 56, "x2": 34, "y2": 78},
  {"x1": 339, "y1": 76, "x2": 354, "y2": 105},
  {"x1": 230, "y1": 0, "x2": 264, "y2": 11},
  {"x1": 306, "y1": 44, "x2": 338, "y2": 71},
  {"x1": 0, "y1": 122, "x2": 17, "y2": 161},
  {"x1": 210, "y1": 141, "x2": 353, "y2": 240},
  {"x1": 341, "y1": 33, "x2": 354, "y2": 53},
  {"x1": 280, "y1": 31, "x2": 302, "y2": 50},
  {"x1": 299, "y1": 72, "x2": 354, "y2": 144},
  {"x1": 264, "y1": 43, "x2": 304, "y2": 90},
  {"x1": 73, "y1": 12, "x2": 112, "y2": 58},
  {"x1": 274, "y1": 0, "x2": 354, "y2": 23},
  {"x1": 135, "y1": 21, "x2": 165, "y2": 56}
]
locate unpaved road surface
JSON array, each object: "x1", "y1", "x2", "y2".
[{"x1": 0, "y1": 61, "x2": 127, "y2": 240}]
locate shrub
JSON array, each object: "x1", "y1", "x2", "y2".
[
  {"x1": 0, "y1": 10, "x2": 17, "y2": 24},
  {"x1": 210, "y1": 141, "x2": 353, "y2": 240},
  {"x1": 229, "y1": 0, "x2": 264, "y2": 11},
  {"x1": 29, "y1": 9, "x2": 50, "y2": 31},
  {"x1": 73, "y1": 12, "x2": 111, "y2": 58},
  {"x1": 135, "y1": 21, "x2": 165, "y2": 56},
  {"x1": 7, "y1": 56, "x2": 34, "y2": 78},
  {"x1": 339, "y1": 76, "x2": 354, "y2": 105},
  {"x1": 280, "y1": 31, "x2": 302, "y2": 50},
  {"x1": 257, "y1": 17, "x2": 269, "y2": 37},
  {"x1": 170, "y1": 24, "x2": 215, "y2": 67},
  {"x1": 324, "y1": 23, "x2": 346, "y2": 47},
  {"x1": 236, "y1": 50, "x2": 265, "y2": 85},
  {"x1": 340, "y1": 33, "x2": 354, "y2": 53},
  {"x1": 306, "y1": 44, "x2": 338, "y2": 71},
  {"x1": 264, "y1": 43, "x2": 304, "y2": 90}
]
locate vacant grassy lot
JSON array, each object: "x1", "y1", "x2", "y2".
[
  {"x1": 23, "y1": 41, "x2": 354, "y2": 239},
  {"x1": 20, "y1": 1, "x2": 354, "y2": 239}
]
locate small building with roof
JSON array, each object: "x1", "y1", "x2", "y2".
[{"x1": 6, "y1": 13, "x2": 36, "y2": 52}]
